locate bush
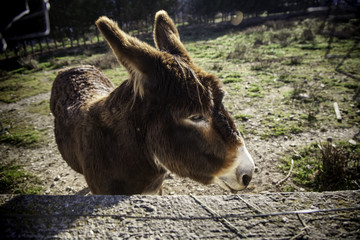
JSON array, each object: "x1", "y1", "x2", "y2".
[
  {"x1": 227, "y1": 43, "x2": 247, "y2": 60},
  {"x1": 300, "y1": 29, "x2": 315, "y2": 43},
  {"x1": 283, "y1": 141, "x2": 360, "y2": 191},
  {"x1": 316, "y1": 141, "x2": 360, "y2": 191},
  {"x1": 17, "y1": 55, "x2": 39, "y2": 70},
  {"x1": 270, "y1": 31, "x2": 293, "y2": 47},
  {"x1": 49, "y1": 57, "x2": 72, "y2": 69},
  {"x1": 84, "y1": 51, "x2": 118, "y2": 70}
]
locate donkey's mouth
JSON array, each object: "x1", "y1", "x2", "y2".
[{"x1": 215, "y1": 177, "x2": 243, "y2": 193}]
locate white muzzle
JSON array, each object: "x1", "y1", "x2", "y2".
[{"x1": 215, "y1": 145, "x2": 255, "y2": 192}]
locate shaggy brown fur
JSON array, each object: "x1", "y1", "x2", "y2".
[{"x1": 50, "y1": 10, "x2": 253, "y2": 195}]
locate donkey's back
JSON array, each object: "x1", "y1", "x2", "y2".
[
  {"x1": 51, "y1": 65, "x2": 114, "y2": 117},
  {"x1": 50, "y1": 65, "x2": 114, "y2": 173}
]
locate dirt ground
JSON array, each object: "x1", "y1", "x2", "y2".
[{"x1": 1, "y1": 88, "x2": 358, "y2": 196}]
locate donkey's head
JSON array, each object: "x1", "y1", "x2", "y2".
[{"x1": 96, "y1": 10, "x2": 255, "y2": 192}]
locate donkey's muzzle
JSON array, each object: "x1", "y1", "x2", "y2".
[{"x1": 215, "y1": 145, "x2": 255, "y2": 192}]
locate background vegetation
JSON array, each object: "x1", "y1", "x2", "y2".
[{"x1": 1, "y1": 0, "x2": 333, "y2": 59}]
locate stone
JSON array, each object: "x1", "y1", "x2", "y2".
[{"x1": 349, "y1": 139, "x2": 356, "y2": 145}]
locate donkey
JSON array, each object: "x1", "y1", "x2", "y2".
[{"x1": 50, "y1": 10, "x2": 255, "y2": 195}]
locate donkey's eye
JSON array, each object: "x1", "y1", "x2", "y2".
[{"x1": 189, "y1": 115, "x2": 207, "y2": 122}]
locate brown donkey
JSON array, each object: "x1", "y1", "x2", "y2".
[{"x1": 50, "y1": 10, "x2": 255, "y2": 195}]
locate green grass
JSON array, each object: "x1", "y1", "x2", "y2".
[
  {"x1": 0, "y1": 71, "x2": 55, "y2": 103},
  {"x1": 237, "y1": 124, "x2": 257, "y2": 137},
  {"x1": 0, "y1": 120, "x2": 46, "y2": 147},
  {"x1": 223, "y1": 73, "x2": 242, "y2": 84},
  {"x1": 103, "y1": 68, "x2": 129, "y2": 86},
  {"x1": 0, "y1": 161, "x2": 42, "y2": 194},
  {"x1": 28, "y1": 100, "x2": 51, "y2": 115},
  {"x1": 246, "y1": 83, "x2": 264, "y2": 98},
  {"x1": 261, "y1": 122, "x2": 304, "y2": 139},
  {"x1": 235, "y1": 113, "x2": 252, "y2": 121}
]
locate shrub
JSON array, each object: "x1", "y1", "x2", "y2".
[
  {"x1": 17, "y1": 55, "x2": 39, "y2": 70},
  {"x1": 211, "y1": 63, "x2": 223, "y2": 72},
  {"x1": 49, "y1": 57, "x2": 71, "y2": 69},
  {"x1": 84, "y1": 51, "x2": 118, "y2": 70},
  {"x1": 282, "y1": 141, "x2": 360, "y2": 191},
  {"x1": 286, "y1": 56, "x2": 303, "y2": 66},
  {"x1": 300, "y1": 29, "x2": 315, "y2": 43},
  {"x1": 270, "y1": 30, "x2": 293, "y2": 47},
  {"x1": 315, "y1": 141, "x2": 360, "y2": 191},
  {"x1": 227, "y1": 43, "x2": 247, "y2": 60}
]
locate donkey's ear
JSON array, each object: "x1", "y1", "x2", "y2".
[
  {"x1": 96, "y1": 16, "x2": 161, "y2": 77},
  {"x1": 154, "y1": 10, "x2": 191, "y2": 61}
]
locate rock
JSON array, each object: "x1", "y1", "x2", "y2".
[
  {"x1": 299, "y1": 93, "x2": 310, "y2": 99},
  {"x1": 349, "y1": 139, "x2": 356, "y2": 145},
  {"x1": 140, "y1": 205, "x2": 156, "y2": 212}
]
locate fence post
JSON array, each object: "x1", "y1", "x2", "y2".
[
  {"x1": 38, "y1": 38, "x2": 43, "y2": 53},
  {"x1": 30, "y1": 40, "x2": 34, "y2": 54},
  {"x1": 61, "y1": 37, "x2": 65, "y2": 48},
  {"x1": 22, "y1": 40, "x2": 27, "y2": 56},
  {"x1": 96, "y1": 30, "x2": 100, "y2": 43},
  {"x1": 83, "y1": 33, "x2": 87, "y2": 46},
  {"x1": 45, "y1": 38, "x2": 50, "y2": 50}
]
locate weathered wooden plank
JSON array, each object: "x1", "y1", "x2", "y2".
[{"x1": 334, "y1": 102, "x2": 342, "y2": 122}]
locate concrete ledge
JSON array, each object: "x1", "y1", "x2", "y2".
[{"x1": 1, "y1": 191, "x2": 360, "y2": 239}]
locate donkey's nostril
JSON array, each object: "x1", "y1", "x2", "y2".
[{"x1": 242, "y1": 174, "x2": 252, "y2": 186}]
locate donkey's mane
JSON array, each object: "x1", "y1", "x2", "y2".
[{"x1": 172, "y1": 55, "x2": 205, "y2": 108}]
